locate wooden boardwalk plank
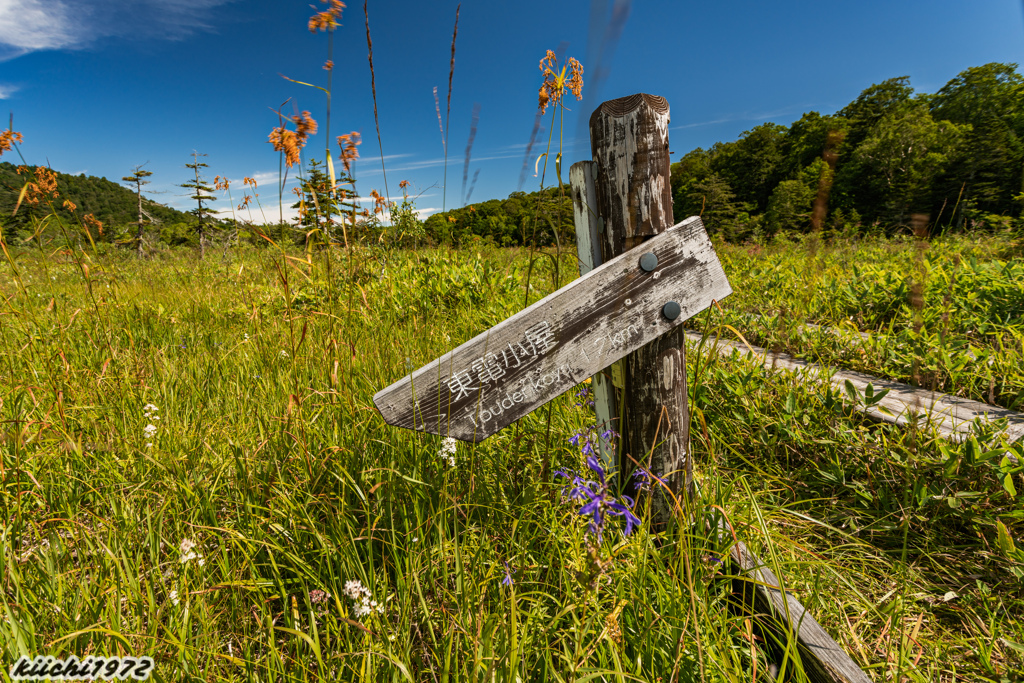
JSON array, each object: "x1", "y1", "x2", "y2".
[{"x1": 687, "y1": 332, "x2": 1024, "y2": 444}]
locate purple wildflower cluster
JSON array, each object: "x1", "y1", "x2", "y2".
[
  {"x1": 556, "y1": 455, "x2": 641, "y2": 542},
  {"x1": 574, "y1": 385, "x2": 596, "y2": 409},
  {"x1": 568, "y1": 425, "x2": 618, "y2": 458}
]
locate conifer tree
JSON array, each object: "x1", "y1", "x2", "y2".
[
  {"x1": 122, "y1": 165, "x2": 153, "y2": 257},
  {"x1": 179, "y1": 152, "x2": 218, "y2": 259}
]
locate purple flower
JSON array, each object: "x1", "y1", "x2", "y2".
[
  {"x1": 556, "y1": 452, "x2": 642, "y2": 542},
  {"x1": 502, "y1": 561, "x2": 516, "y2": 587},
  {"x1": 632, "y1": 467, "x2": 665, "y2": 493}
]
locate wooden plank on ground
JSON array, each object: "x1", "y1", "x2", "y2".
[
  {"x1": 372, "y1": 216, "x2": 731, "y2": 442},
  {"x1": 688, "y1": 332, "x2": 1024, "y2": 444},
  {"x1": 717, "y1": 519, "x2": 873, "y2": 683}
]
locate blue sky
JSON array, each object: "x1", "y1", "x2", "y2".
[{"x1": 2, "y1": 0, "x2": 1023, "y2": 223}]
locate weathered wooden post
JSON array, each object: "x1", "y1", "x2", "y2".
[
  {"x1": 589, "y1": 93, "x2": 690, "y2": 522},
  {"x1": 373, "y1": 92, "x2": 873, "y2": 678}
]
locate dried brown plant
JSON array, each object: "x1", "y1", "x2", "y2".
[
  {"x1": 538, "y1": 51, "x2": 584, "y2": 114},
  {"x1": 0, "y1": 127, "x2": 22, "y2": 158},
  {"x1": 308, "y1": 0, "x2": 345, "y2": 33},
  {"x1": 337, "y1": 132, "x2": 361, "y2": 173}
]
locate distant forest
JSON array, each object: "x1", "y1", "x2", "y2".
[
  {"x1": 0, "y1": 162, "x2": 193, "y2": 237},
  {"x1": 2, "y1": 63, "x2": 1021, "y2": 250},
  {"x1": 434, "y1": 62, "x2": 1024, "y2": 243}
]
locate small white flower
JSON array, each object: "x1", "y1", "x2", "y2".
[
  {"x1": 143, "y1": 424, "x2": 158, "y2": 437},
  {"x1": 180, "y1": 550, "x2": 204, "y2": 566},
  {"x1": 280, "y1": 350, "x2": 289, "y2": 358},
  {"x1": 244, "y1": 333, "x2": 250, "y2": 340},
  {"x1": 169, "y1": 590, "x2": 179, "y2": 606},
  {"x1": 438, "y1": 437, "x2": 458, "y2": 466},
  {"x1": 179, "y1": 538, "x2": 196, "y2": 553},
  {"x1": 343, "y1": 579, "x2": 384, "y2": 619}
]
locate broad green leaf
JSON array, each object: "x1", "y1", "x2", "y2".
[
  {"x1": 844, "y1": 379, "x2": 858, "y2": 404},
  {"x1": 997, "y1": 520, "x2": 1017, "y2": 556},
  {"x1": 1004, "y1": 472, "x2": 1018, "y2": 498}
]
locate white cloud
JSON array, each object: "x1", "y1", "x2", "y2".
[
  {"x1": 0, "y1": 0, "x2": 77, "y2": 57},
  {"x1": 0, "y1": 82, "x2": 19, "y2": 99},
  {"x1": 0, "y1": 0, "x2": 235, "y2": 60}
]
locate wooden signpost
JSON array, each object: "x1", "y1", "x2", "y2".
[
  {"x1": 374, "y1": 92, "x2": 871, "y2": 683},
  {"x1": 373, "y1": 216, "x2": 731, "y2": 442}
]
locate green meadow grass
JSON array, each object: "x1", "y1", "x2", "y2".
[
  {"x1": 1, "y1": 237, "x2": 1022, "y2": 682},
  {"x1": 704, "y1": 232, "x2": 1024, "y2": 411}
]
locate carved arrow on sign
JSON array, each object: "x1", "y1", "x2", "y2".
[{"x1": 373, "y1": 216, "x2": 731, "y2": 442}]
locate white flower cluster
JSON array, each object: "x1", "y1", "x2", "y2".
[
  {"x1": 343, "y1": 579, "x2": 383, "y2": 618},
  {"x1": 439, "y1": 437, "x2": 457, "y2": 467},
  {"x1": 178, "y1": 538, "x2": 204, "y2": 566},
  {"x1": 143, "y1": 404, "x2": 160, "y2": 448}
]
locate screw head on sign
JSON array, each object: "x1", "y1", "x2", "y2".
[
  {"x1": 639, "y1": 252, "x2": 658, "y2": 272},
  {"x1": 662, "y1": 301, "x2": 681, "y2": 321}
]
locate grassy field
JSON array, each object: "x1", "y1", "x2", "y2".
[{"x1": 1, "y1": 234, "x2": 1022, "y2": 682}]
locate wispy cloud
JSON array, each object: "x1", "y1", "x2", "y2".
[
  {"x1": 0, "y1": 83, "x2": 18, "y2": 99},
  {"x1": 359, "y1": 151, "x2": 523, "y2": 177},
  {"x1": 0, "y1": 0, "x2": 235, "y2": 61},
  {"x1": 669, "y1": 106, "x2": 822, "y2": 132},
  {"x1": 0, "y1": 0, "x2": 76, "y2": 59}
]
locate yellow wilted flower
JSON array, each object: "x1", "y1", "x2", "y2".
[
  {"x1": 83, "y1": 213, "x2": 103, "y2": 236},
  {"x1": 337, "y1": 132, "x2": 361, "y2": 173},
  {"x1": 369, "y1": 189, "x2": 388, "y2": 215},
  {"x1": 538, "y1": 50, "x2": 583, "y2": 114},
  {"x1": 214, "y1": 175, "x2": 230, "y2": 191},
  {"x1": 0, "y1": 127, "x2": 23, "y2": 158},
  {"x1": 268, "y1": 110, "x2": 318, "y2": 169},
  {"x1": 309, "y1": 0, "x2": 345, "y2": 32}
]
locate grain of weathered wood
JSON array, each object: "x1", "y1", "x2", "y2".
[
  {"x1": 590, "y1": 93, "x2": 692, "y2": 519},
  {"x1": 715, "y1": 518, "x2": 872, "y2": 683},
  {"x1": 589, "y1": 93, "x2": 674, "y2": 257},
  {"x1": 570, "y1": 160, "x2": 618, "y2": 467},
  {"x1": 372, "y1": 217, "x2": 731, "y2": 442}
]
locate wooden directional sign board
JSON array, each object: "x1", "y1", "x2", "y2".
[{"x1": 373, "y1": 216, "x2": 731, "y2": 442}]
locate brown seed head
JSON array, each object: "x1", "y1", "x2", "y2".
[
  {"x1": 0, "y1": 128, "x2": 23, "y2": 157},
  {"x1": 293, "y1": 111, "x2": 318, "y2": 140},
  {"x1": 537, "y1": 50, "x2": 583, "y2": 114},
  {"x1": 309, "y1": 0, "x2": 345, "y2": 32},
  {"x1": 337, "y1": 131, "x2": 361, "y2": 173},
  {"x1": 83, "y1": 213, "x2": 103, "y2": 236},
  {"x1": 269, "y1": 126, "x2": 300, "y2": 168}
]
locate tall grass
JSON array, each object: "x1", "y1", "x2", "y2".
[
  {"x1": 1, "y1": 5, "x2": 1022, "y2": 680},
  {"x1": 0, "y1": 238, "x2": 1021, "y2": 680}
]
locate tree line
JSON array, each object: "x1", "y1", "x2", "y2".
[
  {"x1": 671, "y1": 62, "x2": 1024, "y2": 240},
  {"x1": 3, "y1": 62, "x2": 1020, "y2": 252}
]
